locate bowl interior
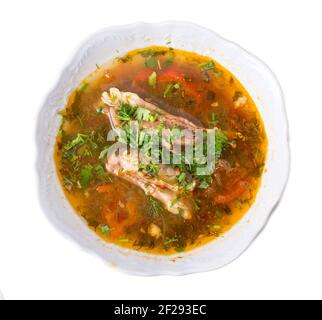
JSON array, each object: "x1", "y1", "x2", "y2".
[{"x1": 37, "y1": 21, "x2": 289, "y2": 275}]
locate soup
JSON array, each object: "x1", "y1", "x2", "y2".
[{"x1": 55, "y1": 46, "x2": 267, "y2": 255}]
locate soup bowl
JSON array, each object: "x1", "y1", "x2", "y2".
[{"x1": 36, "y1": 21, "x2": 290, "y2": 276}]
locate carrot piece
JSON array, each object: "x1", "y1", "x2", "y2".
[{"x1": 96, "y1": 184, "x2": 113, "y2": 193}]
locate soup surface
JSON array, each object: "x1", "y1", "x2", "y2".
[{"x1": 55, "y1": 46, "x2": 267, "y2": 255}]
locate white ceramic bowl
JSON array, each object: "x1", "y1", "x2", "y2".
[{"x1": 36, "y1": 21, "x2": 290, "y2": 276}]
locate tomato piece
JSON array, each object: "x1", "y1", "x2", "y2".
[
  {"x1": 133, "y1": 69, "x2": 154, "y2": 85},
  {"x1": 214, "y1": 180, "x2": 248, "y2": 204},
  {"x1": 132, "y1": 66, "x2": 202, "y2": 105},
  {"x1": 101, "y1": 197, "x2": 139, "y2": 240},
  {"x1": 159, "y1": 67, "x2": 202, "y2": 105}
]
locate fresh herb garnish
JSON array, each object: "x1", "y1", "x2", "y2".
[
  {"x1": 95, "y1": 164, "x2": 107, "y2": 180},
  {"x1": 164, "y1": 60, "x2": 173, "y2": 67},
  {"x1": 193, "y1": 199, "x2": 201, "y2": 212},
  {"x1": 117, "y1": 55, "x2": 132, "y2": 63},
  {"x1": 175, "y1": 246, "x2": 185, "y2": 253},
  {"x1": 118, "y1": 103, "x2": 137, "y2": 122},
  {"x1": 201, "y1": 61, "x2": 215, "y2": 71},
  {"x1": 98, "y1": 224, "x2": 111, "y2": 235},
  {"x1": 177, "y1": 172, "x2": 186, "y2": 185},
  {"x1": 117, "y1": 104, "x2": 158, "y2": 123},
  {"x1": 145, "y1": 57, "x2": 157, "y2": 68},
  {"x1": 96, "y1": 106, "x2": 103, "y2": 114},
  {"x1": 136, "y1": 107, "x2": 158, "y2": 122},
  {"x1": 64, "y1": 133, "x2": 87, "y2": 150},
  {"x1": 77, "y1": 82, "x2": 89, "y2": 93},
  {"x1": 148, "y1": 71, "x2": 157, "y2": 88},
  {"x1": 99, "y1": 145, "x2": 110, "y2": 159},
  {"x1": 145, "y1": 162, "x2": 159, "y2": 176},
  {"x1": 170, "y1": 196, "x2": 181, "y2": 208},
  {"x1": 139, "y1": 49, "x2": 166, "y2": 57},
  {"x1": 77, "y1": 115, "x2": 85, "y2": 128},
  {"x1": 145, "y1": 196, "x2": 164, "y2": 218},
  {"x1": 215, "y1": 129, "x2": 228, "y2": 161},
  {"x1": 163, "y1": 84, "x2": 173, "y2": 98},
  {"x1": 80, "y1": 164, "x2": 93, "y2": 188},
  {"x1": 209, "y1": 112, "x2": 218, "y2": 126},
  {"x1": 164, "y1": 237, "x2": 179, "y2": 246},
  {"x1": 163, "y1": 83, "x2": 180, "y2": 98}
]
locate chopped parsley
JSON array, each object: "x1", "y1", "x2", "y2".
[
  {"x1": 139, "y1": 49, "x2": 167, "y2": 57},
  {"x1": 148, "y1": 71, "x2": 157, "y2": 88},
  {"x1": 99, "y1": 146, "x2": 110, "y2": 159},
  {"x1": 96, "y1": 106, "x2": 103, "y2": 114},
  {"x1": 80, "y1": 164, "x2": 93, "y2": 188},
  {"x1": 118, "y1": 103, "x2": 137, "y2": 122},
  {"x1": 145, "y1": 57, "x2": 157, "y2": 68},
  {"x1": 64, "y1": 133, "x2": 87, "y2": 150},
  {"x1": 98, "y1": 224, "x2": 111, "y2": 235},
  {"x1": 77, "y1": 82, "x2": 89, "y2": 93},
  {"x1": 201, "y1": 61, "x2": 215, "y2": 71}
]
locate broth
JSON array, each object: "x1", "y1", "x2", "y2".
[{"x1": 55, "y1": 46, "x2": 267, "y2": 255}]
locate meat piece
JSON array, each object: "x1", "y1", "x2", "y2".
[
  {"x1": 105, "y1": 149, "x2": 193, "y2": 219},
  {"x1": 102, "y1": 88, "x2": 200, "y2": 131},
  {"x1": 100, "y1": 88, "x2": 203, "y2": 220}
]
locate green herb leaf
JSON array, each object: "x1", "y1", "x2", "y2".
[
  {"x1": 209, "y1": 112, "x2": 218, "y2": 126},
  {"x1": 185, "y1": 182, "x2": 195, "y2": 192},
  {"x1": 99, "y1": 224, "x2": 111, "y2": 235},
  {"x1": 198, "y1": 175, "x2": 213, "y2": 190},
  {"x1": 215, "y1": 129, "x2": 228, "y2": 161},
  {"x1": 136, "y1": 107, "x2": 158, "y2": 122},
  {"x1": 164, "y1": 60, "x2": 173, "y2": 67},
  {"x1": 173, "y1": 83, "x2": 180, "y2": 90},
  {"x1": 139, "y1": 49, "x2": 166, "y2": 57},
  {"x1": 164, "y1": 237, "x2": 179, "y2": 246},
  {"x1": 99, "y1": 146, "x2": 110, "y2": 159},
  {"x1": 145, "y1": 57, "x2": 157, "y2": 68},
  {"x1": 177, "y1": 172, "x2": 186, "y2": 185},
  {"x1": 118, "y1": 103, "x2": 137, "y2": 122},
  {"x1": 80, "y1": 164, "x2": 93, "y2": 188},
  {"x1": 164, "y1": 82, "x2": 180, "y2": 98},
  {"x1": 77, "y1": 82, "x2": 89, "y2": 93},
  {"x1": 95, "y1": 164, "x2": 105, "y2": 179},
  {"x1": 198, "y1": 181, "x2": 210, "y2": 189},
  {"x1": 145, "y1": 162, "x2": 159, "y2": 177},
  {"x1": 193, "y1": 199, "x2": 201, "y2": 211},
  {"x1": 148, "y1": 71, "x2": 157, "y2": 88},
  {"x1": 170, "y1": 196, "x2": 180, "y2": 208},
  {"x1": 201, "y1": 61, "x2": 215, "y2": 71},
  {"x1": 163, "y1": 84, "x2": 173, "y2": 98},
  {"x1": 64, "y1": 133, "x2": 87, "y2": 150},
  {"x1": 144, "y1": 196, "x2": 164, "y2": 218}
]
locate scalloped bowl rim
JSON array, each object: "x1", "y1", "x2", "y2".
[{"x1": 36, "y1": 21, "x2": 290, "y2": 276}]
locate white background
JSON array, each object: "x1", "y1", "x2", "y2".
[{"x1": 0, "y1": 0, "x2": 321, "y2": 300}]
